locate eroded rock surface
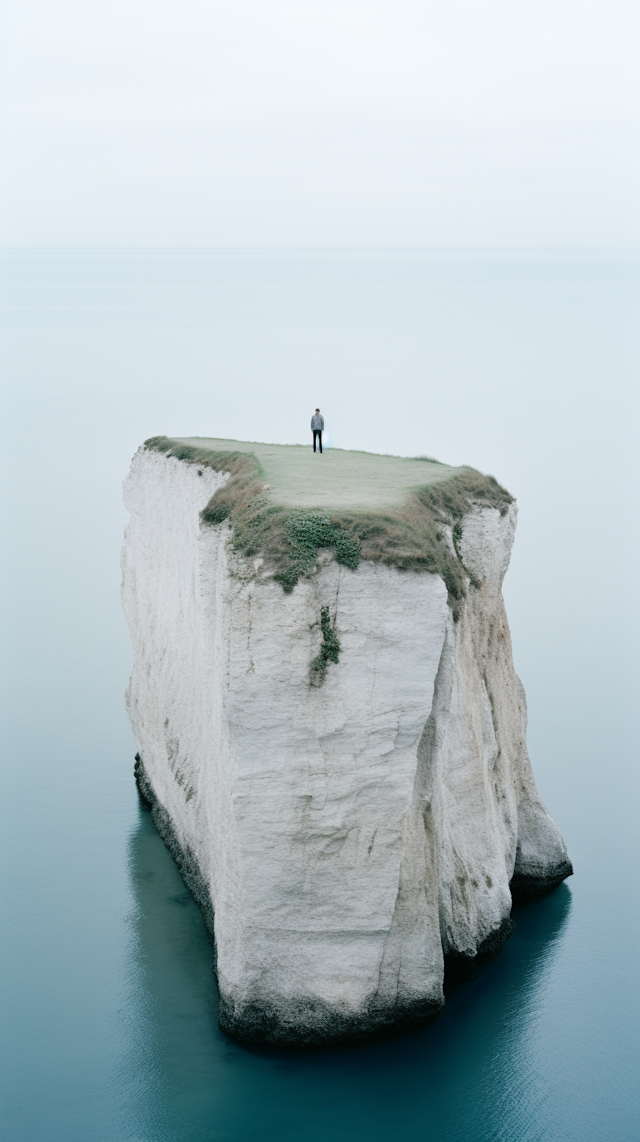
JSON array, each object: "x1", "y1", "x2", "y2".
[{"x1": 122, "y1": 446, "x2": 572, "y2": 1044}]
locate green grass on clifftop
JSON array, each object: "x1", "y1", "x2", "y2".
[{"x1": 143, "y1": 435, "x2": 513, "y2": 617}]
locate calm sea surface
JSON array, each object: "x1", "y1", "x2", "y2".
[{"x1": 1, "y1": 251, "x2": 638, "y2": 1142}]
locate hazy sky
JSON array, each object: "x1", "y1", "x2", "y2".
[{"x1": 1, "y1": 0, "x2": 638, "y2": 248}]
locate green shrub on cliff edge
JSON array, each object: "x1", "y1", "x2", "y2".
[
  {"x1": 143, "y1": 436, "x2": 513, "y2": 618},
  {"x1": 273, "y1": 512, "x2": 361, "y2": 591}
]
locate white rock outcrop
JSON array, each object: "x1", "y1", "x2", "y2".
[{"x1": 122, "y1": 446, "x2": 572, "y2": 1044}]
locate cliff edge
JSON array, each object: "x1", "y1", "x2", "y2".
[{"x1": 122, "y1": 437, "x2": 572, "y2": 1045}]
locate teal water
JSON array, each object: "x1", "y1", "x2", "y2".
[{"x1": 1, "y1": 251, "x2": 638, "y2": 1141}]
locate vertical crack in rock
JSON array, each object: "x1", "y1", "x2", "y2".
[{"x1": 371, "y1": 685, "x2": 445, "y2": 1030}]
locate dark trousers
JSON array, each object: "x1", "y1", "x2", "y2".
[{"x1": 313, "y1": 430, "x2": 323, "y2": 453}]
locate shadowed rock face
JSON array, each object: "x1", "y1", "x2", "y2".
[{"x1": 122, "y1": 445, "x2": 572, "y2": 1045}]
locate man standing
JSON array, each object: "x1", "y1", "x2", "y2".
[{"x1": 311, "y1": 408, "x2": 324, "y2": 453}]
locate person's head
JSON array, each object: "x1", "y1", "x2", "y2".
[{"x1": 315, "y1": 408, "x2": 320, "y2": 413}]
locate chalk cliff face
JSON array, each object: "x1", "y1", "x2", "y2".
[{"x1": 122, "y1": 445, "x2": 572, "y2": 1044}]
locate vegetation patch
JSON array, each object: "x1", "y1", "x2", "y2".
[
  {"x1": 272, "y1": 512, "x2": 361, "y2": 591},
  {"x1": 310, "y1": 606, "x2": 341, "y2": 686},
  {"x1": 144, "y1": 436, "x2": 513, "y2": 619},
  {"x1": 452, "y1": 520, "x2": 482, "y2": 590}
]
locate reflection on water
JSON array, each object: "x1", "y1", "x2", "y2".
[{"x1": 122, "y1": 799, "x2": 571, "y2": 1142}]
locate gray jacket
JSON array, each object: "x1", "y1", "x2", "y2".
[{"x1": 311, "y1": 414, "x2": 324, "y2": 431}]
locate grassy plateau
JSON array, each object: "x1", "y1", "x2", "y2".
[{"x1": 144, "y1": 436, "x2": 513, "y2": 617}]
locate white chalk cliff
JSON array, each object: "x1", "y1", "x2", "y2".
[{"x1": 122, "y1": 442, "x2": 572, "y2": 1044}]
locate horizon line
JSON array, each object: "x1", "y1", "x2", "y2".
[{"x1": 1, "y1": 245, "x2": 638, "y2": 257}]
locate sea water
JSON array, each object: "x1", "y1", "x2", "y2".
[{"x1": 1, "y1": 251, "x2": 638, "y2": 1142}]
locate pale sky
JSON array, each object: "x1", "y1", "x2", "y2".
[{"x1": 1, "y1": 0, "x2": 638, "y2": 248}]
